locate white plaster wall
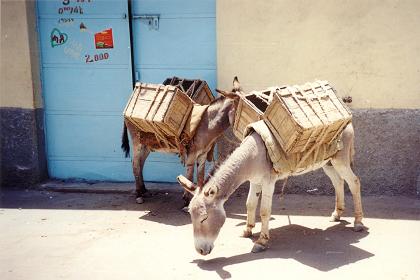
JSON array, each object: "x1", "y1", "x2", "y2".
[
  {"x1": 1, "y1": 0, "x2": 42, "y2": 109},
  {"x1": 217, "y1": 0, "x2": 420, "y2": 109}
]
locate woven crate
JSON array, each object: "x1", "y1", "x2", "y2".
[
  {"x1": 124, "y1": 82, "x2": 194, "y2": 138},
  {"x1": 163, "y1": 77, "x2": 214, "y2": 105},
  {"x1": 233, "y1": 92, "x2": 270, "y2": 139},
  {"x1": 263, "y1": 80, "x2": 352, "y2": 154}
]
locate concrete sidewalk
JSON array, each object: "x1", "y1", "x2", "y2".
[{"x1": 1, "y1": 182, "x2": 419, "y2": 280}]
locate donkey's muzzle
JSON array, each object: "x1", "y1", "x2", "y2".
[{"x1": 196, "y1": 244, "x2": 213, "y2": 255}]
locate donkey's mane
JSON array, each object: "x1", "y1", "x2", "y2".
[
  {"x1": 208, "y1": 95, "x2": 226, "y2": 106},
  {"x1": 203, "y1": 160, "x2": 220, "y2": 185},
  {"x1": 203, "y1": 147, "x2": 237, "y2": 185},
  {"x1": 203, "y1": 136, "x2": 256, "y2": 197}
]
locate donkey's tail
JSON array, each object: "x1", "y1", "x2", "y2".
[{"x1": 121, "y1": 122, "x2": 130, "y2": 158}]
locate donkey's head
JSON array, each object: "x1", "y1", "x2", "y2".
[
  {"x1": 177, "y1": 175, "x2": 226, "y2": 255},
  {"x1": 215, "y1": 76, "x2": 243, "y2": 126}
]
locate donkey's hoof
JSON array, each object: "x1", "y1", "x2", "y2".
[
  {"x1": 241, "y1": 230, "x2": 253, "y2": 238},
  {"x1": 251, "y1": 243, "x2": 267, "y2": 253},
  {"x1": 136, "y1": 197, "x2": 144, "y2": 204},
  {"x1": 330, "y1": 214, "x2": 341, "y2": 222},
  {"x1": 353, "y1": 222, "x2": 364, "y2": 232}
]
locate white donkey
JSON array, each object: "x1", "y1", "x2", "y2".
[{"x1": 178, "y1": 120, "x2": 364, "y2": 255}]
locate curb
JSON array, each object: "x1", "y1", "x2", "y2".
[{"x1": 38, "y1": 181, "x2": 183, "y2": 195}]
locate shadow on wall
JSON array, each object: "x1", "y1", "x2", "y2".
[{"x1": 192, "y1": 221, "x2": 373, "y2": 279}]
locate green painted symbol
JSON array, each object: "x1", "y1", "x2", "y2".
[{"x1": 50, "y1": 28, "x2": 68, "y2": 47}]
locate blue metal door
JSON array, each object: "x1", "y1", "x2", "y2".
[
  {"x1": 37, "y1": 0, "x2": 133, "y2": 180},
  {"x1": 131, "y1": 0, "x2": 216, "y2": 182}
]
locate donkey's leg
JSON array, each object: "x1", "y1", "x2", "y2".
[
  {"x1": 252, "y1": 180, "x2": 275, "y2": 253},
  {"x1": 182, "y1": 153, "x2": 207, "y2": 210},
  {"x1": 196, "y1": 153, "x2": 207, "y2": 187},
  {"x1": 182, "y1": 163, "x2": 195, "y2": 209},
  {"x1": 331, "y1": 162, "x2": 364, "y2": 231},
  {"x1": 186, "y1": 164, "x2": 195, "y2": 183},
  {"x1": 133, "y1": 144, "x2": 150, "y2": 204},
  {"x1": 330, "y1": 123, "x2": 364, "y2": 231},
  {"x1": 323, "y1": 164, "x2": 345, "y2": 221},
  {"x1": 242, "y1": 182, "x2": 262, "y2": 238}
]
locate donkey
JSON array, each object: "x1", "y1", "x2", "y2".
[
  {"x1": 178, "y1": 114, "x2": 364, "y2": 255},
  {"x1": 121, "y1": 78, "x2": 242, "y2": 204}
]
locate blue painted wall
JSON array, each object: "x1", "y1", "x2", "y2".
[
  {"x1": 37, "y1": 0, "x2": 133, "y2": 180},
  {"x1": 130, "y1": 0, "x2": 216, "y2": 182},
  {"x1": 37, "y1": 0, "x2": 216, "y2": 182}
]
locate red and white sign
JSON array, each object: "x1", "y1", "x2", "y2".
[{"x1": 94, "y1": 28, "x2": 114, "y2": 49}]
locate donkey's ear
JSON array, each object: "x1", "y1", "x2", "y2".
[
  {"x1": 233, "y1": 76, "x2": 241, "y2": 91},
  {"x1": 177, "y1": 175, "x2": 197, "y2": 195}
]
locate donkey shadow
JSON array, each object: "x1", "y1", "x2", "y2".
[{"x1": 192, "y1": 220, "x2": 372, "y2": 279}]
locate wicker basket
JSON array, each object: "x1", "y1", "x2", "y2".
[
  {"x1": 124, "y1": 82, "x2": 194, "y2": 140},
  {"x1": 233, "y1": 91, "x2": 271, "y2": 139},
  {"x1": 263, "y1": 81, "x2": 352, "y2": 154},
  {"x1": 163, "y1": 77, "x2": 214, "y2": 105}
]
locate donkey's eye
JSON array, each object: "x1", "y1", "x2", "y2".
[{"x1": 200, "y1": 216, "x2": 208, "y2": 224}]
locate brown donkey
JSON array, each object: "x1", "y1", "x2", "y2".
[{"x1": 121, "y1": 78, "x2": 242, "y2": 204}]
